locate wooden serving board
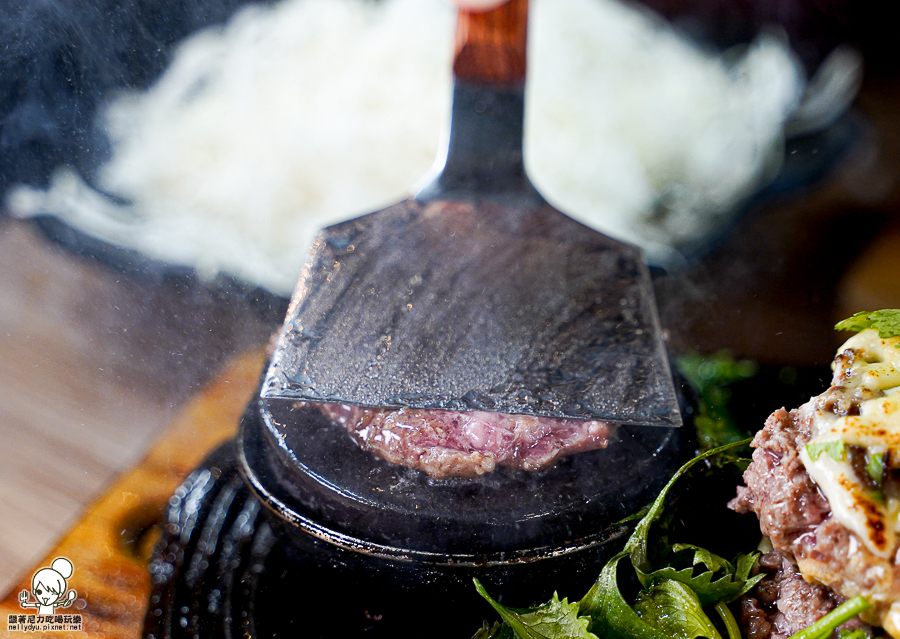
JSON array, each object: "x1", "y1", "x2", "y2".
[{"x1": 0, "y1": 350, "x2": 266, "y2": 639}]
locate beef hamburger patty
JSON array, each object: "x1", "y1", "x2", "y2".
[{"x1": 731, "y1": 329, "x2": 900, "y2": 636}]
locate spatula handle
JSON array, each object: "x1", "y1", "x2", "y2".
[
  {"x1": 416, "y1": 0, "x2": 534, "y2": 198},
  {"x1": 453, "y1": 0, "x2": 527, "y2": 86}
]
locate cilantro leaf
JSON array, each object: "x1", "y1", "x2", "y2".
[
  {"x1": 474, "y1": 580, "x2": 597, "y2": 639},
  {"x1": 633, "y1": 579, "x2": 722, "y2": 639},
  {"x1": 732, "y1": 552, "x2": 756, "y2": 582},
  {"x1": 635, "y1": 562, "x2": 764, "y2": 608},
  {"x1": 806, "y1": 440, "x2": 846, "y2": 462},
  {"x1": 635, "y1": 544, "x2": 764, "y2": 607},
  {"x1": 677, "y1": 352, "x2": 758, "y2": 452},
  {"x1": 474, "y1": 621, "x2": 516, "y2": 639},
  {"x1": 671, "y1": 544, "x2": 732, "y2": 574},
  {"x1": 635, "y1": 544, "x2": 763, "y2": 606},
  {"x1": 677, "y1": 351, "x2": 758, "y2": 388},
  {"x1": 580, "y1": 552, "x2": 672, "y2": 639},
  {"x1": 625, "y1": 440, "x2": 752, "y2": 573},
  {"x1": 835, "y1": 310, "x2": 900, "y2": 340},
  {"x1": 476, "y1": 441, "x2": 762, "y2": 639},
  {"x1": 579, "y1": 441, "x2": 754, "y2": 639}
]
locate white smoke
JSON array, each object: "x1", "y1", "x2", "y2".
[{"x1": 8, "y1": 0, "x2": 828, "y2": 295}]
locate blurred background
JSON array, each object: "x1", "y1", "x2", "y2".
[{"x1": 1, "y1": 0, "x2": 899, "y2": 596}]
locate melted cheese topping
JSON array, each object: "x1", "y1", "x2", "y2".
[{"x1": 803, "y1": 329, "x2": 900, "y2": 559}]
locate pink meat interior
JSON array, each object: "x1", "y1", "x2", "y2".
[{"x1": 318, "y1": 404, "x2": 612, "y2": 479}]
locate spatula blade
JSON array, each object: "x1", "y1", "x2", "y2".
[{"x1": 262, "y1": 195, "x2": 681, "y2": 427}]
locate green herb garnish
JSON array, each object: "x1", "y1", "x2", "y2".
[
  {"x1": 473, "y1": 621, "x2": 514, "y2": 639},
  {"x1": 866, "y1": 452, "x2": 885, "y2": 486},
  {"x1": 583, "y1": 440, "x2": 763, "y2": 639},
  {"x1": 634, "y1": 546, "x2": 762, "y2": 608},
  {"x1": 836, "y1": 309, "x2": 900, "y2": 340},
  {"x1": 677, "y1": 352, "x2": 758, "y2": 453},
  {"x1": 714, "y1": 602, "x2": 742, "y2": 639},
  {"x1": 475, "y1": 441, "x2": 872, "y2": 639},
  {"x1": 786, "y1": 596, "x2": 870, "y2": 639},
  {"x1": 634, "y1": 579, "x2": 722, "y2": 639},
  {"x1": 806, "y1": 440, "x2": 846, "y2": 462},
  {"x1": 474, "y1": 583, "x2": 596, "y2": 639}
]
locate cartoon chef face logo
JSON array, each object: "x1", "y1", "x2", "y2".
[{"x1": 18, "y1": 557, "x2": 77, "y2": 615}]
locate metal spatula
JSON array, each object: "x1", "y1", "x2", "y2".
[{"x1": 262, "y1": 0, "x2": 681, "y2": 428}]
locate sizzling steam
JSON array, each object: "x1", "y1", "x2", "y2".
[{"x1": 3, "y1": 0, "x2": 858, "y2": 295}]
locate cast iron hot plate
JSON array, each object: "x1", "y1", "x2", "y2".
[
  {"x1": 143, "y1": 440, "x2": 638, "y2": 638},
  {"x1": 143, "y1": 365, "x2": 836, "y2": 638},
  {"x1": 144, "y1": 388, "x2": 685, "y2": 638},
  {"x1": 244, "y1": 397, "x2": 683, "y2": 557}
]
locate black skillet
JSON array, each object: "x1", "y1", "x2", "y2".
[{"x1": 144, "y1": 364, "x2": 844, "y2": 637}]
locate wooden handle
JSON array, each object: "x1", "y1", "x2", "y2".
[{"x1": 453, "y1": 0, "x2": 527, "y2": 85}]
